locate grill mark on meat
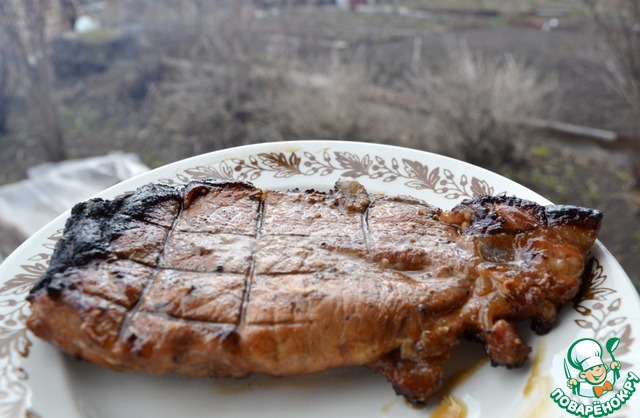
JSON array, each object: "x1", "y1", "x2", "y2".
[
  {"x1": 117, "y1": 197, "x2": 185, "y2": 343},
  {"x1": 172, "y1": 230, "x2": 264, "y2": 238},
  {"x1": 65, "y1": 288, "x2": 129, "y2": 310},
  {"x1": 130, "y1": 263, "x2": 357, "y2": 278},
  {"x1": 79, "y1": 288, "x2": 136, "y2": 310},
  {"x1": 361, "y1": 204, "x2": 373, "y2": 262},
  {"x1": 144, "y1": 310, "x2": 241, "y2": 326},
  {"x1": 240, "y1": 319, "x2": 315, "y2": 326},
  {"x1": 110, "y1": 256, "x2": 160, "y2": 270},
  {"x1": 78, "y1": 257, "x2": 233, "y2": 277},
  {"x1": 238, "y1": 198, "x2": 265, "y2": 328}
]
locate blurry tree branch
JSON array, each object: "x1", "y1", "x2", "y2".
[{"x1": 0, "y1": 0, "x2": 67, "y2": 161}]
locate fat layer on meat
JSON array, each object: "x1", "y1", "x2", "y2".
[{"x1": 26, "y1": 178, "x2": 602, "y2": 405}]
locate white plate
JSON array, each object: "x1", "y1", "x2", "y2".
[{"x1": 1, "y1": 141, "x2": 639, "y2": 418}]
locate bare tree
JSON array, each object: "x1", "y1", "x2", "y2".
[
  {"x1": 0, "y1": 0, "x2": 67, "y2": 161},
  {"x1": 0, "y1": 37, "x2": 15, "y2": 135},
  {"x1": 584, "y1": 0, "x2": 640, "y2": 186},
  {"x1": 60, "y1": 0, "x2": 79, "y2": 31}
]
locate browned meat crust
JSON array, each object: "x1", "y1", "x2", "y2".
[{"x1": 25, "y1": 179, "x2": 602, "y2": 405}]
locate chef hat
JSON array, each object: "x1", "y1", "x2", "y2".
[{"x1": 568, "y1": 338, "x2": 604, "y2": 372}]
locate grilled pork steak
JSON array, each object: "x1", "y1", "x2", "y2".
[{"x1": 26, "y1": 179, "x2": 602, "y2": 405}]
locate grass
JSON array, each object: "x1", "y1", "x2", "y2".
[
  {"x1": 74, "y1": 27, "x2": 123, "y2": 43},
  {"x1": 585, "y1": 180, "x2": 603, "y2": 204},
  {"x1": 14, "y1": 129, "x2": 31, "y2": 144},
  {"x1": 277, "y1": 8, "x2": 445, "y2": 41},
  {"x1": 531, "y1": 144, "x2": 550, "y2": 158},
  {"x1": 404, "y1": 0, "x2": 510, "y2": 11},
  {"x1": 526, "y1": 144, "x2": 611, "y2": 205},
  {"x1": 531, "y1": 169, "x2": 569, "y2": 197},
  {"x1": 401, "y1": 0, "x2": 589, "y2": 15},
  {"x1": 616, "y1": 169, "x2": 632, "y2": 183},
  {"x1": 490, "y1": 16, "x2": 508, "y2": 27},
  {"x1": 59, "y1": 107, "x2": 96, "y2": 135}
]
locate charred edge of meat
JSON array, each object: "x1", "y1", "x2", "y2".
[
  {"x1": 545, "y1": 204, "x2": 603, "y2": 230},
  {"x1": 455, "y1": 194, "x2": 545, "y2": 215},
  {"x1": 183, "y1": 179, "x2": 260, "y2": 208},
  {"x1": 530, "y1": 318, "x2": 554, "y2": 335},
  {"x1": 28, "y1": 184, "x2": 182, "y2": 298},
  {"x1": 451, "y1": 195, "x2": 603, "y2": 235}
]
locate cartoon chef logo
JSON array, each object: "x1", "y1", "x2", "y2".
[
  {"x1": 566, "y1": 338, "x2": 621, "y2": 398},
  {"x1": 550, "y1": 337, "x2": 638, "y2": 417}
]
